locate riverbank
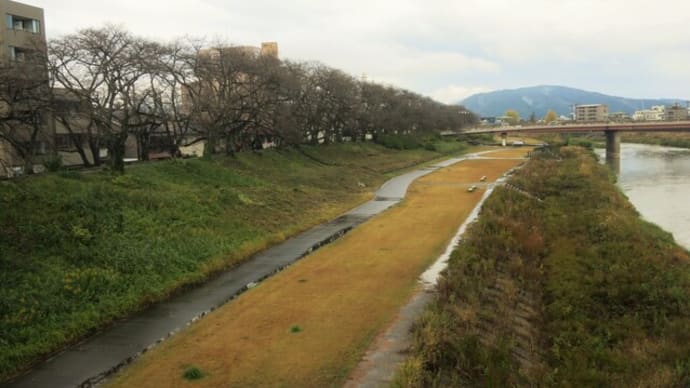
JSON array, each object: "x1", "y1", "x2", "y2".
[
  {"x1": 622, "y1": 132, "x2": 690, "y2": 149},
  {"x1": 0, "y1": 141, "x2": 471, "y2": 382},
  {"x1": 595, "y1": 143, "x2": 690, "y2": 250},
  {"x1": 395, "y1": 146, "x2": 690, "y2": 386},
  {"x1": 104, "y1": 150, "x2": 530, "y2": 387},
  {"x1": 533, "y1": 132, "x2": 690, "y2": 150}
]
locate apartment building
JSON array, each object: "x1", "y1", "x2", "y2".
[
  {"x1": 574, "y1": 104, "x2": 608, "y2": 122},
  {"x1": 0, "y1": 0, "x2": 44, "y2": 63},
  {"x1": 0, "y1": 0, "x2": 49, "y2": 174},
  {"x1": 0, "y1": 1, "x2": 109, "y2": 172},
  {"x1": 665, "y1": 104, "x2": 689, "y2": 121}
]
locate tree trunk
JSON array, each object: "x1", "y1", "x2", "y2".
[
  {"x1": 138, "y1": 132, "x2": 150, "y2": 161},
  {"x1": 22, "y1": 152, "x2": 34, "y2": 175},
  {"x1": 89, "y1": 138, "x2": 101, "y2": 166},
  {"x1": 67, "y1": 131, "x2": 91, "y2": 166},
  {"x1": 203, "y1": 130, "x2": 215, "y2": 160},
  {"x1": 108, "y1": 133, "x2": 127, "y2": 173},
  {"x1": 75, "y1": 145, "x2": 91, "y2": 167}
]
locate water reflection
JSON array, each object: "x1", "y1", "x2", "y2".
[{"x1": 598, "y1": 144, "x2": 690, "y2": 250}]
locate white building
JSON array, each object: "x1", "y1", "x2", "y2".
[{"x1": 632, "y1": 105, "x2": 665, "y2": 121}]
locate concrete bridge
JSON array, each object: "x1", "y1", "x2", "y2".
[{"x1": 446, "y1": 121, "x2": 690, "y2": 172}]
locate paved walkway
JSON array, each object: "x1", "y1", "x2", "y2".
[{"x1": 2, "y1": 156, "x2": 471, "y2": 388}]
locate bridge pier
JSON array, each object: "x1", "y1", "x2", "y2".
[
  {"x1": 605, "y1": 130, "x2": 620, "y2": 174},
  {"x1": 500, "y1": 132, "x2": 507, "y2": 147}
]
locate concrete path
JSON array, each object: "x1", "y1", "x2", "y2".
[{"x1": 1, "y1": 156, "x2": 471, "y2": 388}]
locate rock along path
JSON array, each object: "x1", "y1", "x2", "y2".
[{"x1": 2, "y1": 155, "x2": 475, "y2": 388}]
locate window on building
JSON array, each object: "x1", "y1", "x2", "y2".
[
  {"x1": 5, "y1": 14, "x2": 40, "y2": 33},
  {"x1": 19, "y1": 140, "x2": 47, "y2": 155},
  {"x1": 55, "y1": 134, "x2": 84, "y2": 151},
  {"x1": 8, "y1": 46, "x2": 29, "y2": 61}
]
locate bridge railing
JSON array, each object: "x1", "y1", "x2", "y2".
[{"x1": 448, "y1": 120, "x2": 690, "y2": 135}]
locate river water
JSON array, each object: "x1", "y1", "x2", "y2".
[{"x1": 597, "y1": 143, "x2": 690, "y2": 250}]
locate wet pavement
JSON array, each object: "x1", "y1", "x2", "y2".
[{"x1": 2, "y1": 157, "x2": 470, "y2": 388}]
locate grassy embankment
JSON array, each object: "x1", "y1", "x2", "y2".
[
  {"x1": 106, "y1": 149, "x2": 531, "y2": 387},
  {"x1": 621, "y1": 132, "x2": 690, "y2": 149},
  {"x1": 395, "y1": 146, "x2": 690, "y2": 387},
  {"x1": 0, "y1": 140, "x2": 473, "y2": 382}
]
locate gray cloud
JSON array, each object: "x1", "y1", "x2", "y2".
[{"x1": 28, "y1": 0, "x2": 690, "y2": 103}]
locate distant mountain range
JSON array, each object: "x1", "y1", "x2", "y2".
[{"x1": 461, "y1": 85, "x2": 686, "y2": 119}]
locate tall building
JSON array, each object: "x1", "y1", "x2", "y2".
[
  {"x1": 0, "y1": 0, "x2": 49, "y2": 174},
  {"x1": 0, "y1": 0, "x2": 45, "y2": 63},
  {"x1": 574, "y1": 104, "x2": 608, "y2": 122}
]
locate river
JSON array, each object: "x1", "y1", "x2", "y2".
[{"x1": 597, "y1": 143, "x2": 690, "y2": 250}]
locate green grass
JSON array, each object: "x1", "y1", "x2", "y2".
[
  {"x1": 289, "y1": 325, "x2": 303, "y2": 333},
  {"x1": 396, "y1": 146, "x2": 690, "y2": 387},
  {"x1": 0, "y1": 142, "x2": 470, "y2": 382},
  {"x1": 182, "y1": 366, "x2": 205, "y2": 380}
]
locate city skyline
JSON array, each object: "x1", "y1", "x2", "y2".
[{"x1": 19, "y1": 0, "x2": 690, "y2": 103}]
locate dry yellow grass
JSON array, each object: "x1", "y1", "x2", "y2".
[
  {"x1": 107, "y1": 157, "x2": 525, "y2": 388},
  {"x1": 421, "y1": 159, "x2": 527, "y2": 185},
  {"x1": 484, "y1": 147, "x2": 533, "y2": 158}
]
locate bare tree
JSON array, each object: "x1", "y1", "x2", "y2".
[
  {"x1": 147, "y1": 39, "x2": 200, "y2": 156},
  {"x1": 46, "y1": 25, "x2": 479, "y2": 170},
  {"x1": 49, "y1": 26, "x2": 162, "y2": 172}
]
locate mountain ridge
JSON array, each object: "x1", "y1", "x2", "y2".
[{"x1": 461, "y1": 85, "x2": 685, "y2": 118}]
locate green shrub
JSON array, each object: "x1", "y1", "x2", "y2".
[
  {"x1": 183, "y1": 366, "x2": 205, "y2": 380},
  {"x1": 290, "y1": 325, "x2": 302, "y2": 333},
  {"x1": 43, "y1": 154, "x2": 63, "y2": 172}
]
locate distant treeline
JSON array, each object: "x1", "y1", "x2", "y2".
[{"x1": 0, "y1": 26, "x2": 476, "y2": 173}]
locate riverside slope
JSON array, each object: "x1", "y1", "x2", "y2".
[
  {"x1": 3, "y1": 154, "x2": 480, "y2": 388},
  {"x1": 107, "y1": 149, "x2": 529, "y2": 388}
]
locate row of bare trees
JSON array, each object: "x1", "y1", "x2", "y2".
[{"x1": 1, "y1": 25, "x2": 477, "y2": 173}]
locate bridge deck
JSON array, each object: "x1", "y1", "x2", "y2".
[{"x1": 449, "y1": 120, "x2": 690, "y2": 135}]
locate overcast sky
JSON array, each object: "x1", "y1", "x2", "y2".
[{"x1": 26, "y1": 0, "x2": 690, "y2": 104}]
